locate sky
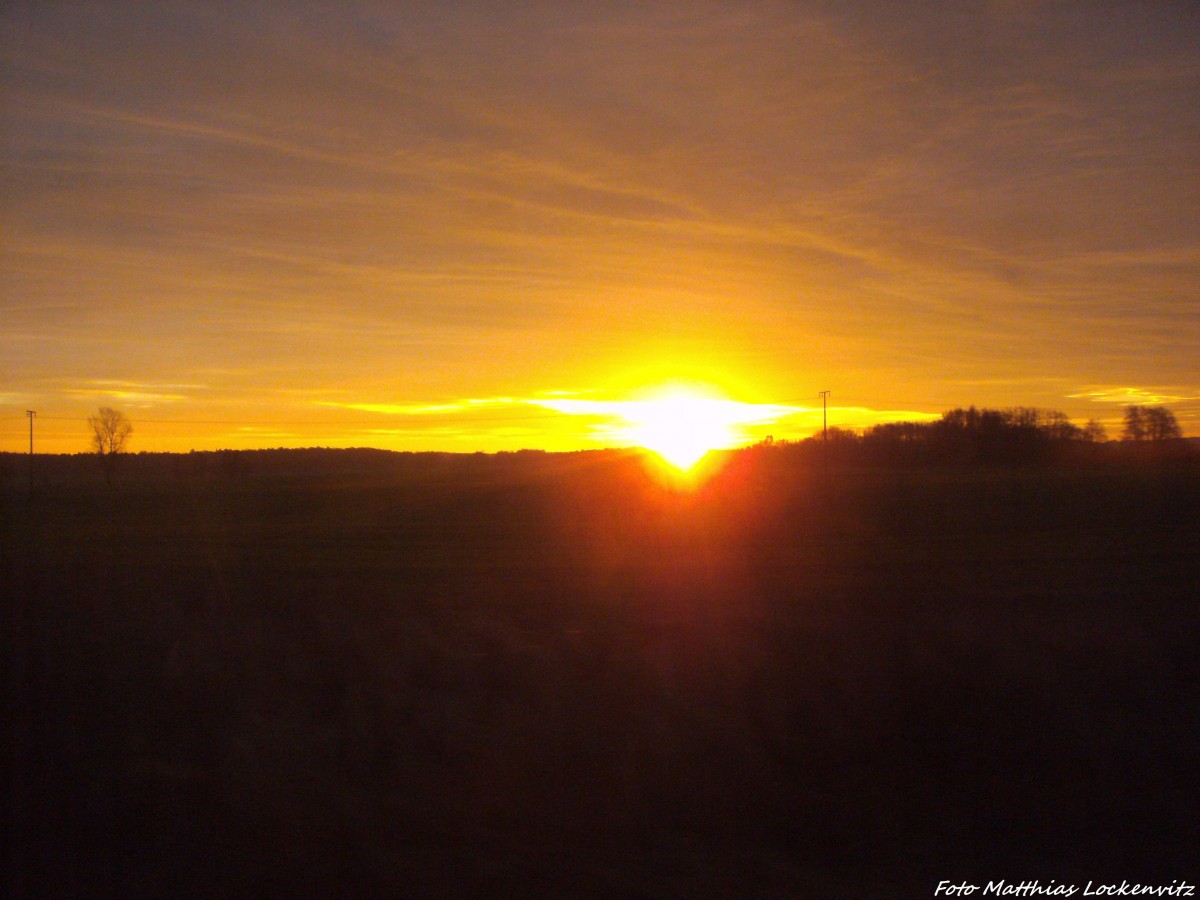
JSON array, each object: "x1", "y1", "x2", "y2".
[{"x1": 3, "y1": 1, "x2": 1198, "y2": 454}]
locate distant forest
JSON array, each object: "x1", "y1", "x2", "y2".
[{"x1": 767, "y1": 404, "x2": 1194, "y2": 468}]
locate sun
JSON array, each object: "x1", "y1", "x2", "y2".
[
  {"x1": 618, "y1": 387, "x2": 745, "y2": 470},
  {"x1": 532, "y1": 381, "x2": 803, "y2": 474}
]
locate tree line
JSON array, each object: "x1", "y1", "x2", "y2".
[{"x1": 764, "y1": 404, "x2": 1188, "y2": 467}]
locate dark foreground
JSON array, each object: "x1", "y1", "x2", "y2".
[{"x1": 5, "y1": 449, "x2": 1199, "y2": 896}]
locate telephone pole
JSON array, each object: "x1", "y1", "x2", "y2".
[
  {"x1": 26, "y1": 410, "x2": 36, "y2": 497},
  {"x1": 817, "y1": 391, "x2": 830, "y2": 481}
]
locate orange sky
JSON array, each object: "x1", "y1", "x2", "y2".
[{"x1": 3, "y1": 2, "x2": 1198, "y2": 454}]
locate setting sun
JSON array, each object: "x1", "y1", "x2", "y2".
[
  {"x1": 533, "y1": 384, "x2": 804, "y2": 470},
  {"x1": 618, "y1": 389, "x2": 742, "y2": 470}
]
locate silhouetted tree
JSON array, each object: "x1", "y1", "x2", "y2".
[
  {"x1": 88, "y1": 406, "x2": 132, "y2": 485},
  {"x1": 1007, "y1": 407, "x2": 1041, "y2": 430},
  {"x1": 1122, "y1": 406, "x2": 1146, "y2": 441},
  {"x1": 1122, "y1": 405, "x2": 1181, "y2": 442},
  {"x1": 1082, "y1": 419, "x2": 1107, "y2": 443},
  {"x1": 1042, "y1": 410, "x2": 1081, "y2": 441},
  {"x1": 1144, "y1": 407, "x2": 1182, "y2": 441}
]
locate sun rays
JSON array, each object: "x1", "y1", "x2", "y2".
[{"x1": 535, "y1": 384, "x2": 801, "y2": 472}]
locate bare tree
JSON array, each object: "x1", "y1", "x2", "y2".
[
  {"x1": 1144, "y1": 406, "x2": 1182, "y2": 441},
  {"x1": 1122, "y1": 405, "x2": 1181, "y2": 442},
  {"x1": 1122, "y1": 406, "x2": 1147, "y2": 441},
  {"x1": 1081, "y1": 419, "x2": 1107, "y2": 443},
  {"x1": 88, "y1": 406, "x2": 132, "y2": 484},
  {"x1": 1042, "y1": 410, "x2": 1081, "y2": 441}
]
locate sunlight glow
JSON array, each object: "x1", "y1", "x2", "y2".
[
  {"x1": 617, "y1": 391, "x2": 743, "y2": 469},
  {"x1": 536, "y1": 384, "x2": 799, "y2": 472}
]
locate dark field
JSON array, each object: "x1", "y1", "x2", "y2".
[{"x1": 5, "y1": 449, "x2": 1199, "y2": 896}]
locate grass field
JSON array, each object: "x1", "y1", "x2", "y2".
[{"x1": 5, "y1": 449, "x2": 1199, "y2": 896}]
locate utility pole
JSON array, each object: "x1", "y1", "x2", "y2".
[
  {"x1": 26, "y1": 410, "x2": 36, "y2": 497},
  {"x1": 817, "y1": 391, "x2": 830, "y2": 481}
]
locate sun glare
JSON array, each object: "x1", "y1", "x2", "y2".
[
  {"x1": 533, "y1": 383, "x2": 802, "y2": 474},
  {"x1": 618, "y1": 388, "x2": 747, "y2": 470}
]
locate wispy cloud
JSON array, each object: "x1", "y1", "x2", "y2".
[
  {"x1": 62, "y1": 380, "x2": 204, "y2": 405},
  {"x1": 316, "y1": 398, "x2": 524, "y2": 417},
  {"x1": 1069, "y1": 387, "x2": 1200, "y2": 406},
  {"x1": 317, "y1": 401, "x2": 478, "y2": 416},
  {"x1": 530, "y1": 395, "x2": 940, "y2": 442}
]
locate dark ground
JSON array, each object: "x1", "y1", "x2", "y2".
[{"x1": 4, "y1": 448, "x2": 1199, "y2": 897}]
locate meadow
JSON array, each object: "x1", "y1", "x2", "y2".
[{"x1": 5, "y1": 447, "x2": 1198, "y2": 896}]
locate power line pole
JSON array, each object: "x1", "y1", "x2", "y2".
[
  {"x1": 817, "y1": 391, "x2": 830, "y2": 481},
  {"x1": 26, "y1": 410, "x2": 36, "y2": 497}
]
